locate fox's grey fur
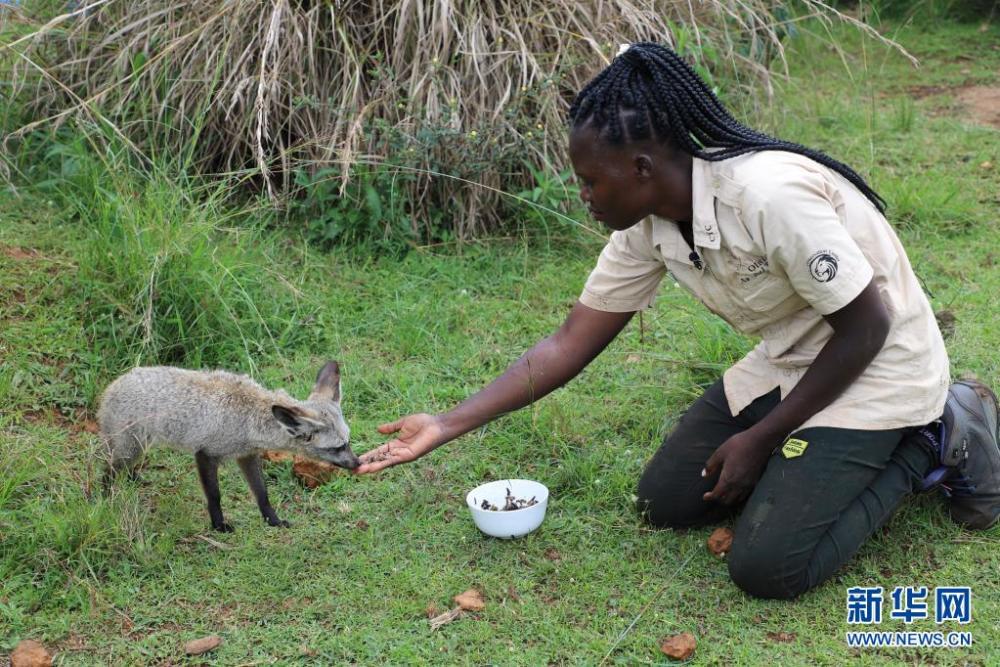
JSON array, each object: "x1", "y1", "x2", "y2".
[{"x1": 98, "y1": 360, "x2": 358, "y2": 532}]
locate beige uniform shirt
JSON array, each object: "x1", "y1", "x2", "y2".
[{"x1": 580, "y1": 150, "x2": 949, "y2": 431}]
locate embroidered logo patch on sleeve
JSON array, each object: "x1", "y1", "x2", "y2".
[
  {"x1": 807, "y1": 250, "x2": 839, "y2": 282},
  {"x1": 782, "y1": 438, "x2": 809, "y2": 459}
]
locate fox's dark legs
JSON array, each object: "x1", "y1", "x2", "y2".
[
  {"x1": 102, "y1": 434, "x2": 143, "y2": 492},
  {"x1": 195, "y1": 451, "x2": 233, "y2": 533},
  {"x1": 238, "y1": 454, "x2": 289, "y2": 528},
  {"x1": 102, "y1": 458, "x2": 136, "y2": 492}
]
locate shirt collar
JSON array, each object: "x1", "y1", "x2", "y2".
[
  {"x1": 690, "y1": 156, "x2": 722, "y2": 251},
  {"x1": 649, "y1": 156, "x2": 722, "y2": 265}
]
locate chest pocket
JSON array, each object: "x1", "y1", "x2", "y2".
[
  {"x1": 740, "y1": 272, "x2": 797, "y2": 312},
  {"x1": 711, "y1": 182, "x2": 800, "y2": 315}
]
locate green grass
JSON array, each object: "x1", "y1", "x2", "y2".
[{"x1": 2, "y1": 17, "x2": 999, "y2": 666}]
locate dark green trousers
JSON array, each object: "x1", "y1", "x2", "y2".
[{"x1": 636, "y1": 379, "x2": 936, "y2": 600}]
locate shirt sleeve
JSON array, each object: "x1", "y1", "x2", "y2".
[
  {"x1": 744, "y1": 166, "x2": 874, "y2": 315},
  {"x1": 579, "y1": 224, "x2": 667, "y2": 312}
]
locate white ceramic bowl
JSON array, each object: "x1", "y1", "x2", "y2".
[{"x1": 466, "y1": 479, "x2": 549, "y2": 539}]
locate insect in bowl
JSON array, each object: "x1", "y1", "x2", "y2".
[{"x1": 466, "y1": 479, "x2": 549, "y2": 539}]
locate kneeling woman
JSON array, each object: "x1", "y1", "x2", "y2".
[{"x1": 356, "y1": 42, "x2": 1000, "y2": 600}]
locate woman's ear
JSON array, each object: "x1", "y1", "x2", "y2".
[{"x1": 633, "y1": 153, "x2": 654, "y2": 180}]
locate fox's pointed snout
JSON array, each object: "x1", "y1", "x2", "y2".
[{"x1": 314, "y1": 445, "x2": 360, "y2": 470}]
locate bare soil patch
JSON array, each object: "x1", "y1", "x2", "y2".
[
  {"x1": 907, "y1": 82, "x2": 1000, "y2": 129},
  {"x1": 955, "y1": 85, "x2": 1000, "y2": 128},
  {"x1": 906, "y1": 84, "x2": 952, "y2": 100},
  {"x1": 1, "y1": 245, "x2": 41, "y2": 260}
]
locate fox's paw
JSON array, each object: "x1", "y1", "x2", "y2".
[
  {"x1": 266, "y1": 518, "x2": 291, "y2": 528},
  {"x1": 213, "y1": 521, "x2": 235, "y2": 533}
]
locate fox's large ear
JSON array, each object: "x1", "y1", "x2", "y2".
[
  {"x1": 272, "y1": 405, "x2": 324, "y2": 436},
  {"x1": 309, "y1": 360, "x2": 341, "y2": 403}
]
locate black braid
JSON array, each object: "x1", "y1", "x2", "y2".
[{"x1": 568, "y1": 42, "x2": 887, "y2": 213}]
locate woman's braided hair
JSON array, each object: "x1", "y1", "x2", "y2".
[{"x1": 568, "y1": 42, "x2": 887, "y2": 213}]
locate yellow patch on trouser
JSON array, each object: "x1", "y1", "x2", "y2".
[{"x1": 781, "y1": 438, "x2": 809, "y2": 459}]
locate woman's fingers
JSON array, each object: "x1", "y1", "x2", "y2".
[
  {"x1": 377, "y1": 418, "x2": 405, "y2": 434},
  {"x1": 702, "y1": 470, "x2": 729, "y2": 503},
  {"x1": 353, "y1": 458, "x2": 395, "y2": 475},
  {"x1": 356, "y1": 414, "x2": 437, "y2": 475},
  {"x1": 354, "y1": 441, "x2": 414, "y2": 475}
]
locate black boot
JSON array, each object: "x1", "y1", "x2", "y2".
[{"x1": 935, "y1": 380, "x2": 1000, "y2": 529}]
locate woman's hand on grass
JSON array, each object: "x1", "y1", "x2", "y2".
[{"x1": 353, "y1": 413, "x2": 446, "y2": 474}]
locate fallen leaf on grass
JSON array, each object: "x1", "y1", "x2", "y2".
[
  {"x1": 429, "y1": 607, "x2": 463, "y2": 630},
  {"x1": 292, "y1": 455, "x2": 340, "y2": 488},
  {"x1": 707, "y1": 527, "x2": 734, "y2": 557},
  {"x1": 11, "y1": 639, "x2": 52, "y2": 667},
  {"x1": 767, "y1": 631, "x2": 797, "y2": 643},
  {"x1": 425, "y1": 589, "x2": 486, "y2": 629},
  {"x1": 980, "y1": 161, "x2": 993, "y2": 170},
  {"x1": 660, "y1": 633, "x2": 697, "y2": 660},
  {"x1": 453, "y1": 589, "x2": 485, "y2": 611},
  {"x1": 184, "y1": 635, "x2": 223, "y2": 656},
  {"x1": 195, "y1": 534, "x2": 233, "y2": 551},
  {"x1": 355, "y1": 519, "x2": 370, "y2": 530},
  {"x1": 261, "y1": 450, "x2": 293, "y2": 463},
  {"x1": 543, "y1": 547, "x2": 561, "y2": 562}
]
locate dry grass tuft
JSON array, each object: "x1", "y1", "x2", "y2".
[{"x1": 2, "y1": 1, "x2": 910, "y2": 241}]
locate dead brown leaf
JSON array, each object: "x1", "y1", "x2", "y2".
[
  {"x1": 767, "y1": 631, "x2": 797, "y2": 643},
  {"x1": 292, "y1": 455, "x2": 340, "y2": 488},
  {"x1": 429, "y1": 607, "x2": 463, "y2": 630},
  {"x1": 659, "y1": 632, "x2": 697, "y2": 660},
  {"x1": 543, "y1": 547, "x2": 561, "y2": 562},
  {"x1": 355, "y1": 519, "x2": 370, "y2": 530},
  {"x1": 261, "y1": 450, "x2": 293, "y2": 463},
  {"x1": 184, "y1": 635, "x2": 222, "y2": 656},
  {"x1": 707, "y1": 527, "x2": 734, "y2": 557},
  {"x1": 425, "y1": 602, "x2": 441, "y2": 618},
  {"x1": 193, "y1": 534, "x2": 232, "y2": 551},
  {"x1": 453, "y1": 588, "x2": 485, "y2": 611},
  {"x1": 11, "y1": 639, "x2": 53, "y2": 667}
]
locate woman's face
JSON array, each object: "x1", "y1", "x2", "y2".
[{"x1": 568, "y1": 124, "x2": 692, "y2": 231}]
